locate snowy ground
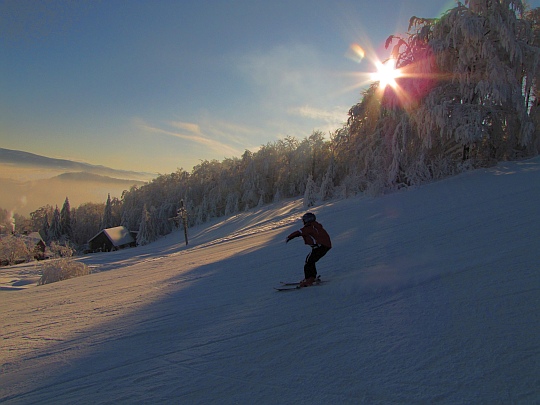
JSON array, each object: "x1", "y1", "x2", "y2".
[{"x1": 1, "y1": 158, "x2": 539, "y2": 404}]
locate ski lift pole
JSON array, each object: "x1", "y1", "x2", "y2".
[{"x1": 178, "y1": 199, "x2": 188, "y2": 245}]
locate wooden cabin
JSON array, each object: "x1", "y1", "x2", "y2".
[
  {"x1": 88, "y1": 226, "x2": 136, "y2": 252},
  {"x1": 23, "y1": 232, "x2": 46, "y2": 259}
]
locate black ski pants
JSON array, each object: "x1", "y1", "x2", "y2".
[{"x1": 304, "y1": 245, "x2": 331, "y2": 279}]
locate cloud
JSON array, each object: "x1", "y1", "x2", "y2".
[
  {"x1": 169, "y1": 121, "x2": 202, "y2": 135},
  {"x1": 238, "y1": 43, "x2": 331, "y2": 106},
  {"x1": 236, "y1": 43, "x2": 353, "y2": 137},
  {"x1": 136, "y1": 118, "x2": 257, "y2": 159},
  {"x1": 203, "y1": 119, "x2": 267, "y2": 148},
  {"x1": 289, "y1": 105, "x2": 348, "y2": 126},
  {"x1": 133, "y1": 44, "x2": 355, "y2": 168}
]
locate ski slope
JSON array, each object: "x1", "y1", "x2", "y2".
[{"x1": 1, "y1": 158, "x2": 539, "y2": 404}]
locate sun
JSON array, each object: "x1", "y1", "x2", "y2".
[
  {"x1": 370, "y1": 59, "x2": 401, "y2": 90},
  {"x1": 343, "y1": 43, "x2": 407, "y2": 98}
]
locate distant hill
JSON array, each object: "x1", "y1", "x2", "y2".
[
  {"x1": 0, "y1": 148, "x2": 155, "y2": 216},
  {"x1": 53, "y1": 172, "x2": 147, "y2": 185},
  {"x1": 0, "y1": 148, "x2": 156, "y2": 182}
]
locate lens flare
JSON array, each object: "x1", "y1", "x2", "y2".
[{"x1": 346, "y1": 43, "x2": 366, "y2": 63}]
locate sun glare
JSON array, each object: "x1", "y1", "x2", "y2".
[
  {"x1": 371, "y1": 60, "x2": 401, "y2": 90},
  {"x1": 343, "y1": 43, "x2": 408, "y2": 99}
]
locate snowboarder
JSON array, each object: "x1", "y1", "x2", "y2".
[{"x1": 286, "y1": 212, "x2": 332, "y2": 287}]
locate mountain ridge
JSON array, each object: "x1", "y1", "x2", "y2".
[{"x1": 0, "y1": 148, "x2": 156, "y2": 182}]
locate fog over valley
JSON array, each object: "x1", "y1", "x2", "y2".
[{"x1": 0, "y1": 148, "x2": 154, "y2": 217}]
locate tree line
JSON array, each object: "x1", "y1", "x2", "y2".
[{"x1": 2, "y1": 1, "x2": 539, "y2": 253}]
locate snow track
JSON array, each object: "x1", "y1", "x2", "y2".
[{"x1": 1, "y1": 158, "x2": 539, "y2": 404}]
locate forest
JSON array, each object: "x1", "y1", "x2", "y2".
[{"x1": 2, "y1": 0, "x2": 539, "y2": 256}]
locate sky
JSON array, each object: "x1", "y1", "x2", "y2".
[{"x1": 2, "y1": 0, "x2": 534, "y2": 175}]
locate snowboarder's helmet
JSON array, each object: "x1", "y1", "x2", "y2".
[{"x1": 302, "y1": 212, "x2": 316, "y2": 224}]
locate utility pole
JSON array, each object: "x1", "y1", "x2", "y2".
[
  {"x1": 169, "y1": 199, "x2": 189, "y2": 245},
  {"x1": 177, "y1": 199, "x2": 188, "y2": 245}
]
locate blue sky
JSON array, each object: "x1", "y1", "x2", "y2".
[{"x1": 2, "y1": 0, "x2": 523, "y2": 174}]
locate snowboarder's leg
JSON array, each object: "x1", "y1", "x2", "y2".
[
  {"x1": 304, "y1": 252, "x2": 317, "y2": 280},
  {"x1": 303, "y1": 245, "x2": 330, "y2": 279}
]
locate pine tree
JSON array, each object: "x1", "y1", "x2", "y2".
[
  {"x1": 60, "y1": 197, "x2": 72, "y2": 240},
  {"x1": 40, "y1": 213, "x2": 50, "y2": 243},
  {"x1": 49, "y1": 206, "x2": 62, "y2": 242},
  {"x1": 101, "y1": 194, "x2": 113, "y2": 229}
]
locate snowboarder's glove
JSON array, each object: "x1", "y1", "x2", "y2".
[{"x1": 286, "y1": 236, "x2": 293, "y2": 243}]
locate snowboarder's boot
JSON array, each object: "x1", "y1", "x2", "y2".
[{"x1": 299, "y1": 277, "x2": 316, "y2": 287}]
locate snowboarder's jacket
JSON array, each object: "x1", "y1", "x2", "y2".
[{"x1": 287, "y1": 221, "x2": 332, "y2": 248}]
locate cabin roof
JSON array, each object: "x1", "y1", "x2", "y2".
[{"x1": 89, "y1": 226, "x2": 135, "y2": 247}]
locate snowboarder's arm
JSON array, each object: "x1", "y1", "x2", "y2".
[{"x1": 286, "y1": 230, "x2": 301, "y2": 243}]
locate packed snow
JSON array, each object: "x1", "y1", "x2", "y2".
[{"x1": 1, "y1": 158, "x2": 539, "y2": 404}]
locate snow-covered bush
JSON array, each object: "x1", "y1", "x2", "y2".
[
  {"x1": 37, "y1": 241, "x2": 89, "y2": 285},
  {"x1": 49, "y1": 241, "x2": 75, "y2": 258},
  {"x1": 0, "y1": 235, "x2": 33, "y2": 266},
  {"x1": 38, "y1": 258, "x2": 91, "y2": 285}
]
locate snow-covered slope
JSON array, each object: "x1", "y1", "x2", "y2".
[{"x1": 1, "y1": 158, "x2": 539, "y2": 404}]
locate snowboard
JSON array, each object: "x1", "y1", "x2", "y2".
[{"x1": 274, "y1": 276, "x2": 327, "y2": 291}]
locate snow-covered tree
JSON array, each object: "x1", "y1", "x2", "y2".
[
  {"x1": 120, "y1": 185, "x2": 144, "y2": 231},
  {"x1": 224, "y1": 192, "x2": 239, "y2": 216},
  {"x1": 120, "y1": 209, "x2": 130, "y2": 229},
  {"x1": 319, "y1": 164, "x2": 335, "y2": 201},
  {"x1": 0, "y1": 208, "x2": 11, "y2": 235},
  {"x1": 393, "y1": 1, "x2": 537, "y2": 160},
  {"x1": 342, "y1": 1, "x2": 540, "y2": 192},
  {"x1": 71, "y1": 202, "x2": 103, "y2": 247},
  {"x1": 49, "y1": 206, "x2": 62, "y2": 242},
  {"x1": 40, "y1": 213, "x2": 50, "y2": 243},
  {"x1": 157, "y1": 203, "x2": 175, "y2": 235},
  {"x1": 303, "y1": 174, "x2": 318, "y2": 208},
  {"x1": 0, "y1": 235, "x2": 33, "y2": 265},
  {"x1": 137, "y1": 205, "x2": 151, "y2": 246},
  {"x1": 137, "y1": 204, "x2": 158, "y2": 246},
  {"x1": 148, "y1": 205, "x2": 159, "y2": 238}
]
